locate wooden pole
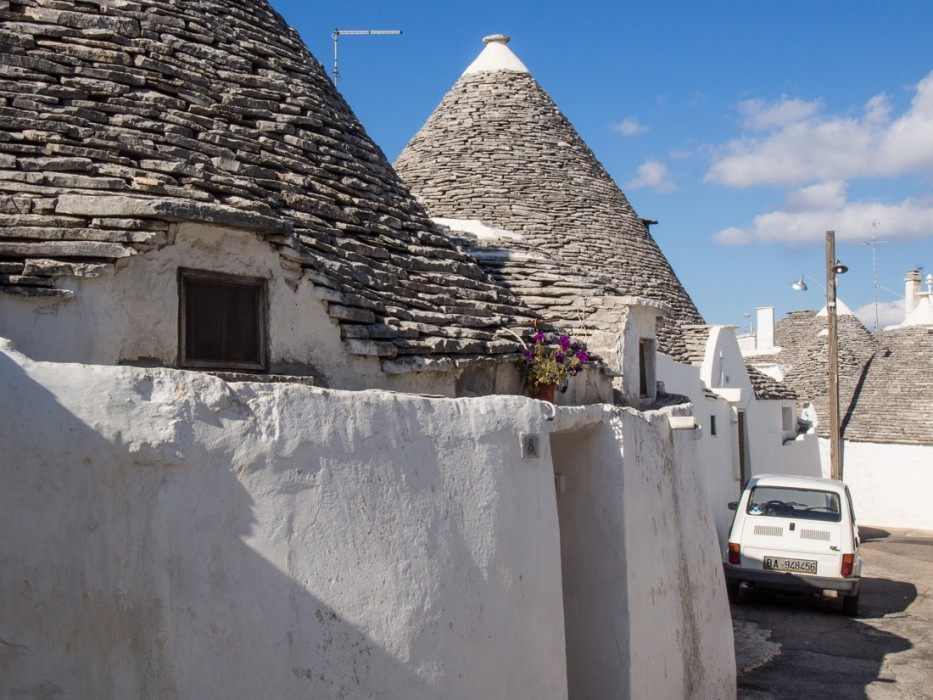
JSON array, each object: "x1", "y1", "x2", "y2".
[{"x1": 826, "y1": 231, "x2": 842, "y2": 480}]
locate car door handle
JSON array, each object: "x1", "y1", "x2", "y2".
[{"x1": 830, "y1": 546, "x2": 840, "y2": 551}]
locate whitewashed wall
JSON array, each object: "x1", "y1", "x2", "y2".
[
  {"x1": 0, "y1": 342, "x2": 735, "y2": 700},
  {"x1": 818, "y1": 438, "x2": 933, "y2": 531},
  {"x1": 658, "y1": 353, "x2": 739, "y2": 555}
]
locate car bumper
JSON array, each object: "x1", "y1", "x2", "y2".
[{"x1": 724, "y1": 564, "x2": 860, "y2": 595}]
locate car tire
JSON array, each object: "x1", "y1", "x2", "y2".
[
  {"x1": 842, "y1": 593, "x2": 860, "y2": 617},
  {"x1": 727, "y1": 582, "x2": 742, "y2": 604}
]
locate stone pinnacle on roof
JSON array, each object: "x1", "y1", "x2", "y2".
[
  {"x1": 395, "y1": 34, "x2": 704, "y2": 357},
  {"x1": 463, "y1": 35, "x2": 529, "y2": 76}
]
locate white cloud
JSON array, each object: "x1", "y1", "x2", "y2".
[
  {"x1": 737, "y1": 96, "x2": 823, "y2": 131},
  {"x1": 856, "y1": 300, "x2": 904, "y2": 330},
  {"x1": 785, "y1": 180, "x2": 848, "y2": 211},
  {"x1": 714, "y1": 183, "x2": 933, "y2": 245},
  {"x1": 626, "y1": 159, "x2": 675, "y2": 192},
  {"x1": 707, "y1": 71, "x2": 933, "y2": 187},
  {"x1": 611, "y1": 117, "x2": 647, "y2": 136},
  {"x1": 713, "y1": 227, "x2": 754, "y2": 245}
]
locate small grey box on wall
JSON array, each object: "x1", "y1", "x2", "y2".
[{"x1": 520, "y1": 433, "x2": 540, "y2": 459}]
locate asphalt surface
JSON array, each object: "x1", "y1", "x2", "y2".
[{"x1": 733, "y1": 528, "x2": 933, "y2": 699}]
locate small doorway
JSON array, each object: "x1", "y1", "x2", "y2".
[{"x1": 737, "y1": 409, "x2": 749, "y2": 486}]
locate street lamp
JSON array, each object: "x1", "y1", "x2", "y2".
[{"x1": 825, "y1": 231, "x2": 848, "y2": 482}]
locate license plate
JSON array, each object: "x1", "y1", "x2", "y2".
[{"x1": 763, "y1": 556, "x2": 817, "y2": 575}]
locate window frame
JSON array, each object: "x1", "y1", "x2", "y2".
[{"x1": 177, "y1": 267, "x2": 269, "y2": 373}]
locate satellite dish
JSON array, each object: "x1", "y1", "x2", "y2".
[{"x1": 791, "y1": 275, "x2": 808, "y2": 292}]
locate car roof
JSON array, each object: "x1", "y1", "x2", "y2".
[{"x1": 748, "y1": 473, "x2": 846, "y2": 493}]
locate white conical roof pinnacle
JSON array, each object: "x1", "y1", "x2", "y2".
[
  {"x1": 462, "y1": 34, "x2": 529, "y2": 76},
  {"x1": 817, "y1": 297, "x2": 855, "y2": 317}
]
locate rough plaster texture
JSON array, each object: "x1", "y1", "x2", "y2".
[
  {"x1": 0, "y1": 341, "x2": 566, "y2": 699},
  {"x1": 552, "y1": 411, "x2": 737, "y2": 700},
  {"x1": 818, "y1": 439, "x2": 933, "y2": 531},
  {"x1": 0, "y1": 341, "x2": 735, "y2": 699}
]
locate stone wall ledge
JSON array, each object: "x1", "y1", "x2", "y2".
[{"x1": 55, "y1": 195, "x2": 293, "y2": 236}]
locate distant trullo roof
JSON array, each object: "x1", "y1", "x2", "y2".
[
  {"x1": 395, "y1": 35, "x2": 704, "y2": 357},
  {"x1": 0, "y1": 2, "x2": 534, "y2": 364}
]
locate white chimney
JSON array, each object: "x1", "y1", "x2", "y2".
[
  {"x1": 905, "y1": 269, "x2": 922, "y2": 316},
  {"x1": 756, "y1": 306, "x2": 775, "y2": 352}
]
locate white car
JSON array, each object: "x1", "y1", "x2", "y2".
[{"x1": 724, "y1": 474, "x2": 863, "y2": 615}]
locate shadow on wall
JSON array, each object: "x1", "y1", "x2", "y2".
[
  {"x1": 551, "y1": 423, "x2": 631, "y2": 699},
  {"x1": 0, "y1": 350, "x2": 434, "y2": 699}
]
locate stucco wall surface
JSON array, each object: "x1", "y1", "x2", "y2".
[
  {"x1": 0, "y1": 341, "x2": 736, "y2": 699},
  {"x1": 657, "y1": 353, "x2": 740, "y2": 554},
  {"x1": 0, "y1": 341, "x2": 568, "y2": 700},
  {"x1": 818, "y1": 438, "x2": 933, "y2": 531},
  {"x1": 550, "y1": 409, "x2": 735, "y2": 700}
]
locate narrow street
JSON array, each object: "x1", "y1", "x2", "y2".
[{"x1": 734, "y1": 529, "x2": 933, "y2": 699}]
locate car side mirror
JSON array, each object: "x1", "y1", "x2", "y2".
[{"x1": 728, "y1": 501, "x2": 738, "y2": 511}]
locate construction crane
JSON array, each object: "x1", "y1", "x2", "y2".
[{"x1": 332, "y1": 29, "x2": 402, "y2": 85}]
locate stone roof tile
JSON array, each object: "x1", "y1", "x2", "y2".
[
  {"x1": 394, "y1": 45, "x2": 703, "y2": 359},
  {"x1": 0, "y1": 0, "x2": 533, "y2": 362}
]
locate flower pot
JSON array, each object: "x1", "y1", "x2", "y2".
[{"x1": 531, "y1": 383, "x2": 557, "y2": 403}]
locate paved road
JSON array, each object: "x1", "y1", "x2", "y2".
[{"x1": 733, "y1": 529, "x2": 933, "y2": 699}]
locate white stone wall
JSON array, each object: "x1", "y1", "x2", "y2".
[
  {"x1": 818, "y1": 438, "x2": 933, "y2": 531},
  {"x1": 657, "y1": 353, "x2": 740, "y2": 556},
  {"x1": 0, "y1": 341, "x2": 736, "y2": 700}
]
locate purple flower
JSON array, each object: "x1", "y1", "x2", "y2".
[
  {"x1": 559, "y1": 334, "x2": 571, "y2": 351},
  {"x1": 522, "y1": 348, "x2": 534, "y2": 362},
  {"x1": 532, "y1": 331, "x2": 545, "y2": 344},
  {"x1": 555, "y1": 352, "x2": 566, "y2": 364},
  {"x1": 576, "y1": 350, "x2": 590, "y2": 363}
]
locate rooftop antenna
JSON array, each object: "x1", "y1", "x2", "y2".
[
  {"x1": 332, "y1": 29, "x2": 402, "y2": 85},
  {"x1": 862, "y1": 223, "x2": 887, "y2": 332}
]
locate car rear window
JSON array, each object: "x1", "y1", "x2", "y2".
[{"x1": 746, "y1": 486, "x2": 841, "y2": 522}]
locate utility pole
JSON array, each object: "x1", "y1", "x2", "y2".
[
  {"x1": 825, "y1": 231, "x2": 847, "y2": 481},
  {"x1": 331, "y1": 29, "x2": 402, "y2": 85}
]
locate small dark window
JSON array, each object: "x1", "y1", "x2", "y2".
[
  {"x1": 179, "y1": 269, "x2": 267, "y2": 371},
  {"x1": 710, "y1": 415, "x2": 717, "y2": 436}
]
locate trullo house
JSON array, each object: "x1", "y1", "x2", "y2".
[
  {"x1": 396, "y1": 33, "x2": 820, "y2": 547},
  {"x1": 0, "y1": 3, "x2": 737, "y2": 698}
]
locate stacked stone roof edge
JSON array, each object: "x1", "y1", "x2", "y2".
[{"x1": 0, "y1": 0, "x2": 550, "y2": 363}]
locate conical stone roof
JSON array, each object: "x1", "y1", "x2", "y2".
[
  {"x1": 395, "y1": 35, "x2": 704, "y2": 356},
  {"x1": 0, "y1": 2, "x2": 532, "y2": 363},
  {"x1": 751, "y1": 310, "x2": 880, "y2": 437}
]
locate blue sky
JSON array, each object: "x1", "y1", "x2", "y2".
[{"x1": 274, "y1": 0, "x2": 933, "y2": 330}]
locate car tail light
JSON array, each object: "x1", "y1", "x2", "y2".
[
  {"x1": 841, "y1": 553, "x2": 855, "y2": 578},
  {"x1": 728, "y1": 542, "x2": 741, "y2": 565}
]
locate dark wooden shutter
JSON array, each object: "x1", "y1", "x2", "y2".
[{"x1": 179, "y1": 270, "x2": 267, "y2": 371}]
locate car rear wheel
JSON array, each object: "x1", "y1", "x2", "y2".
[
  {"x1": 842, "y1": 593, "x2": 860, "y2": 616},
  {"x1": 727, "y1": 582, "x2": 743, "y2": 604}
]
